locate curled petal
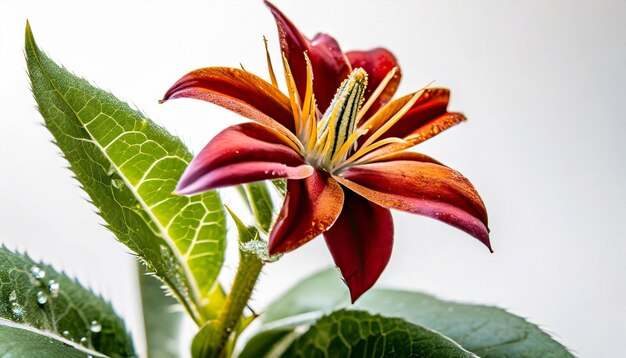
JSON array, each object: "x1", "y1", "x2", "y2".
[
  {"x1": 265, "y1": 0, "x2": 350, "y2": 109},
  {"x1": 347, "y1": 48, "x2": 401, "y2": 118},
  {"x1": 176, "y1": 123, "x2": 311, "y2": 195},
  {"x1": 162, "y1": 67, "x2": 298, "y2": 136},
  {"x1": 324, "y1": 191, "x2": 393, "y2": 303},
  {"x1": 337, "y1": 161, "x2": 491, "y2": 251},
  {"x1": 269, "y1": 170, "x2": 344, "y2": 254}
]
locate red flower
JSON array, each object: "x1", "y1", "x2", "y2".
[{"x1": 162, "y1": 1, "x2": 491, "y2": 302}]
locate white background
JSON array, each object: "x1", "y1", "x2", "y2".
[{"x1": 1, "y1": 0, "x2": 625, "y2": 356}]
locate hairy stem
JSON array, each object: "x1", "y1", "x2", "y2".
[{"x1": 197, "y1": 251, "x2": 264, "y2": 358}]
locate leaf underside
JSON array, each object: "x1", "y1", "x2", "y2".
[
  {"x1": 25, "y1": 22, "x2": 226, "y2": 323},
  {"x1": 0, "y1": 246, "x2": 135, "y2": 357}
]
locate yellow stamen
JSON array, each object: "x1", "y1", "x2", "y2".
[
  {"x1": 263, "y1": 36, "x2": 279, "y2": 88},
  {"x1": 282, "y1": 53, "x2": 303, "y2": 136},
  {"x1": 329, "y1": 128, "x2": 368, "y2": 167},
  {"x1": 356, "y1": 67, "x2": 398, "y2": 122},
  {"x1": 359, "y1": 82, "x2": 432, "y2": 150},
  {"x1": 337, "y1": 137, "x2": 407, "y2": 170},
  {"x1": 306, "y1": 96, "x2": 318, "y2": 154},
  {"x1": 301, "y1": 53, "x2": 315, "y2": 139}
]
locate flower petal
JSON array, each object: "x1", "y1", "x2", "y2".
[
  {"x1": 265, "y1": 1, "x2": 350, "y2": 110},
  {"x1": 337, "y1": 160, "x2": 491, "y2": 251},
  {"x1": 268, "y1": 170, "x2": 344, "y2": 254},
  {"x1": 347, "y1": 48, "x2": 401, "y2": 118},
  {"x1": 162, "y1": 67, "x2": 298, "y2": 136},
  {"x1": 175, "y1": 123, "x2": 312, "y2": 195},
  {"x1": 323, "y1": 190, "x2": 393, "y2": 303}
]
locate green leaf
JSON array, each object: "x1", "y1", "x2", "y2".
[
  {"x1": 25, "y1": 22, "x2": 226, "y2": 324},
  {"x1": 243, "y1": 182, "x2": 274, "y2": 233},
  {"x1": 243, "y1": 268, "x2": 573, "y2": 358},
  {"x1": 356, "y1": 289, "x2": 573, "y2": 358},
  {"x1": 191, "y1": 320, "x2": 220, "y2": 358},
  {"x1": 0, "y1": 324, "x2": 106, "y2": 358},
  {"x1": 138, "y1": 264, "x2": 182, "y2": 358},
  {"x1": 0, "y1": 246, "x2": 135, "y2": 357},
  {"x1": 283, "y1": 310, "x2": 473, "y2": 358},
  {"x1": 271, "y1": 179, "x2": 287, "y2": 197}
]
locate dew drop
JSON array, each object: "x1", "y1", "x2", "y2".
[
  {"x1": 11, "y1": 302, "x2": 24, "y2": 317},
  {"x1": 159, "y1": 244, "x2": 169, "y2": 257},
  {"x1": 9, "y1": 290, "x2": 17, "y2": 302},
  {"x1": 36, "y1": 291, "x2": 48, "y2": 305},
  {"x1": 48, "y1": 280, "x2": 60, "y2": 297},
  {"x1": 30, "y1": 265, "x2": 46, "y2": 280},
  {"x1": 111, "y1": 178, "x2": 125, "y2": 190},
  {"x1": 80, "y1": 337, "x2": 88, "y2": 346},
  {"x1": 90, "y1": 320, "x2": 102, "y2": 333},
  {"x1": 62, "y1": 330, "x2": 70, "y2": 337},
  {"x1": 106, "y1": 165, "x2": 116, "y2": 176}
]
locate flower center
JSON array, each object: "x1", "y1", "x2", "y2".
[{"x1": 301, "y1": 68, "x2": 367, "y2": 173}]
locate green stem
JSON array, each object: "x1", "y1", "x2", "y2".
[{"x1": 198, "y1": 252, "x2": 264, "y2": 358}]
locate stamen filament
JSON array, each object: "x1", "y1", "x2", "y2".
[
  {"x1": 359, "y1": 82, "x2": 432, "y2": 150},
  {"x1": 329, "y1": 128, "x2": 368, "y2": 167},
  {"x1": 356, "y1": 67, "x2": 398, "y2": 122},
  {"x1": 282, "y1": 53, "x2": 303, "y2": 137},
  {"x1": 301, "y1": 53, "x2": 315, "y2": 140},
  {"x1": 337, "y1": 137, "x2": 407, "y2": 170},
  {"x1": 263, "y1": 36, "x2": 279, "y2": 88}
]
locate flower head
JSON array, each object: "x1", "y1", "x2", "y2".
[{"x1": 162, "y1": 1, "x2": 491, "y2": 302}]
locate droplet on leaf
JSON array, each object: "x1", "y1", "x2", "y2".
[
  {"x1": 30, "y1": 265, "x2": 46, "y2": 280},
  {"x1": 36, "y1": 291, "x2": 48, "y2": 305},
  {"x1": 48, "y1": 280, "x2": 60, "y2": 297},
  {"x1": 111, "y1": 178, "x2": 125, "y2": 189},
  {"x1": 90, "y1": 320, "x2": 102, "y2": 333}
]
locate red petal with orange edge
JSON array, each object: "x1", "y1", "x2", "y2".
[
  {"x1": 265, "y1": 1, "x2": 350, "y2": 110},
  {"x1": 323, "y1": 190, "x2": 393, "y2": 303},
  {"x1": 162, "y1": 67, "x2": 296, "y2": 134},
  {"x1": 268, "y1": 170, "x2": 344, "y2": 254},
  {"x1": 337, "y1": 161, "x2": 491, "y2": 251},
  {"x1": 175, "y1": 123, "x2": 311, "y2": 195},
  {"x1": 347, "y1": 48, "x2": 401, "y2": 118}
]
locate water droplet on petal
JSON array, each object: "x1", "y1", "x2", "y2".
[
  {"x1": 48, "y1": 280, "x2": 60, "y2": 297},
  {"x1": 30, "y1": 265, "x2": 46, "y2": 280},
  {"x1": 111, "y1": 178, "x2": 125, "y2": 189},
  {"x1": 90, "y1": 320, "x2": 102, "y2": 333},
  {"x1": 11, "y1": 302, "x2": 24, "y2": 317},
  {"x1": 9, "y1": 290, "x2": 17, "y2": 301},
  {"x1": 36, "y1": 291, "x2": 48, "y2": 305}
]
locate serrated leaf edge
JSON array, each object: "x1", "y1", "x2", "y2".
[{"x1": 24, "y1": 22, "x2": 206, "y2": 322}]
